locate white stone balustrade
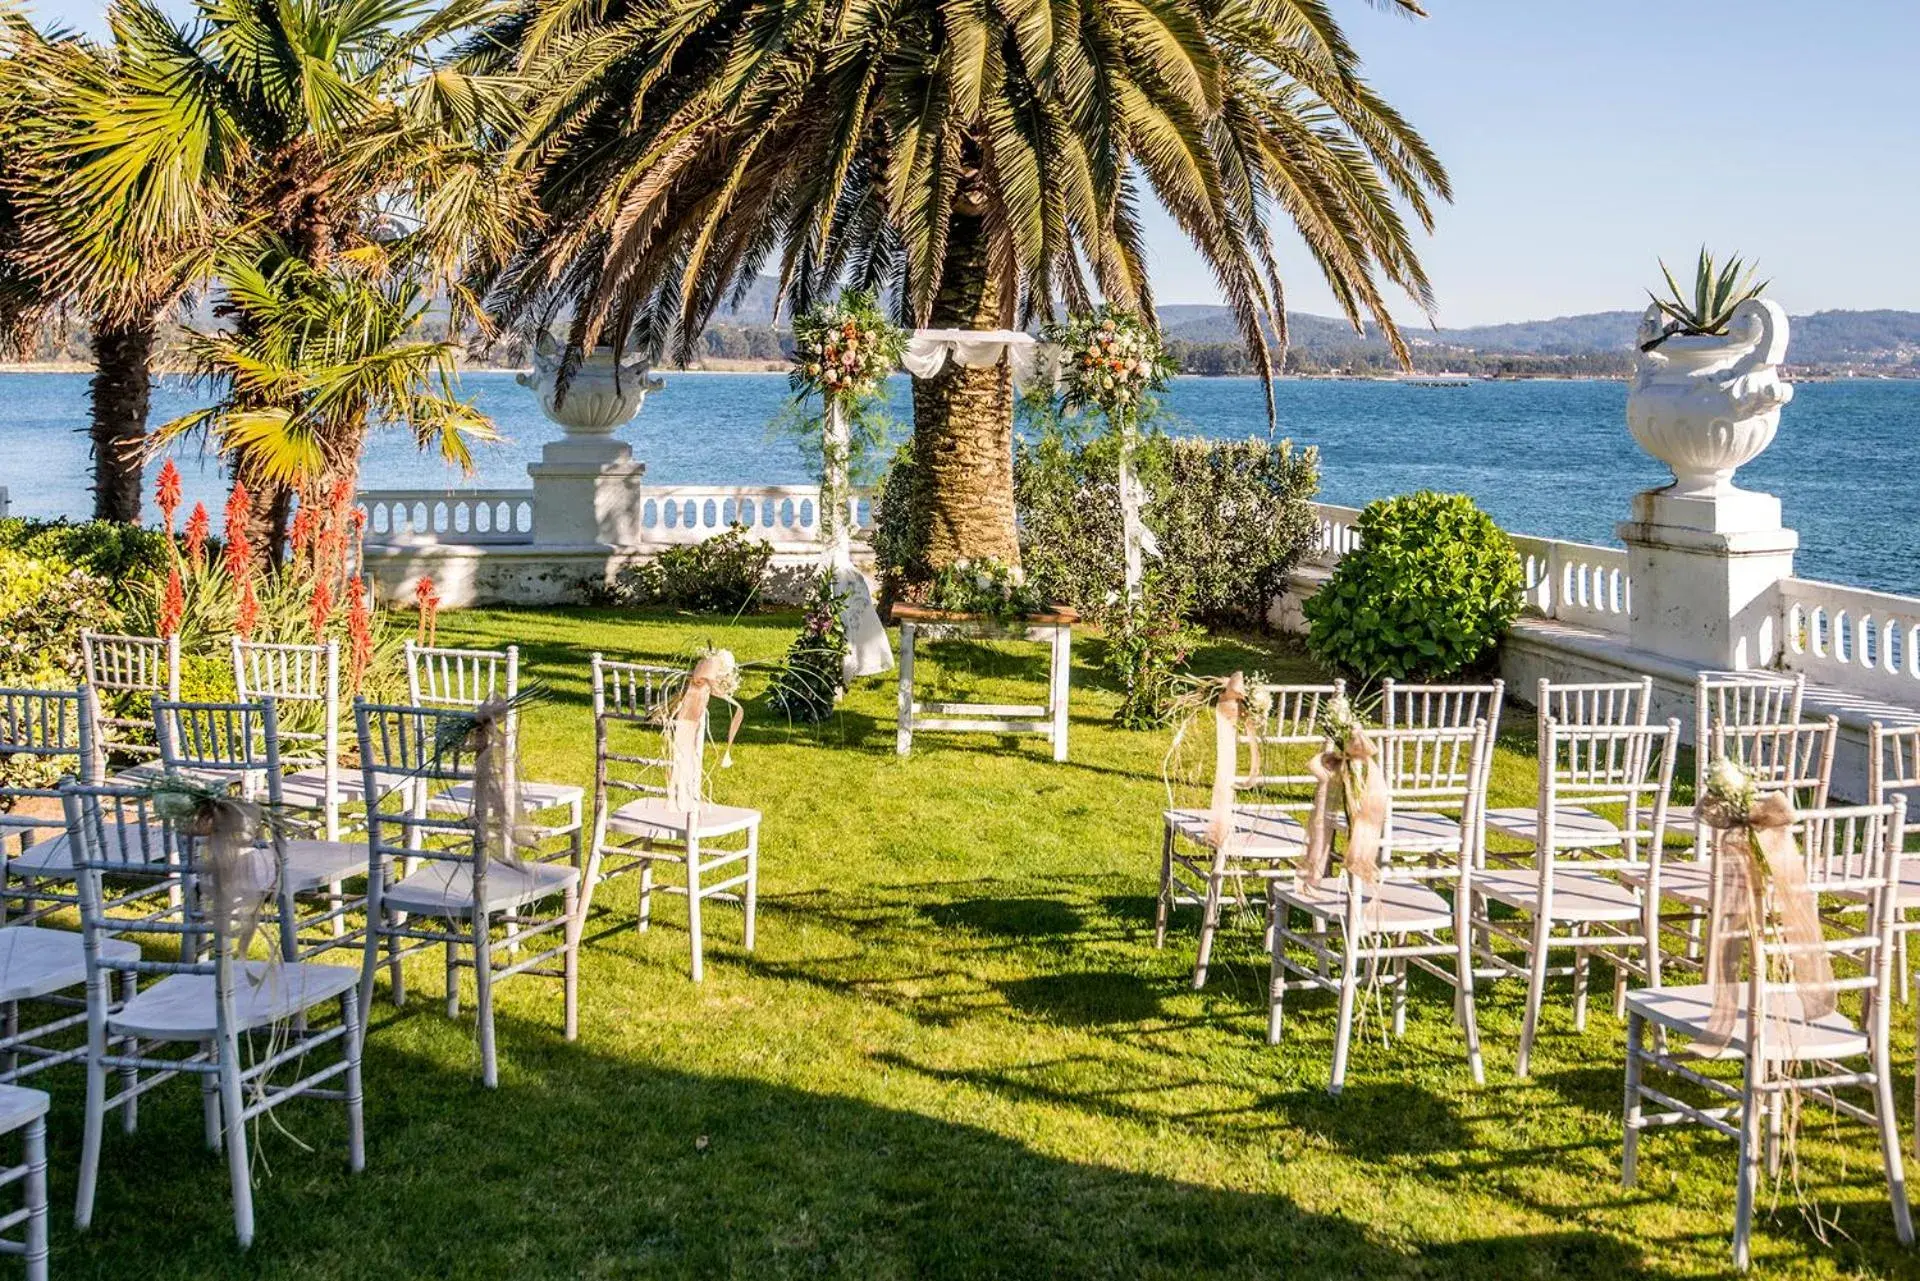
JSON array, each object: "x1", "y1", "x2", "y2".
[
  {"x1": 361, "y1": 491, "x2": 536, "y2": 545},
  {"x1": 1773, "y1": 579, "x2": 1920, "y2": 703}
]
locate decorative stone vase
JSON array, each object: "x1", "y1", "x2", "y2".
[
  {"x1": 517, "y1": 333, "x2": 661, "y2": 437},
  {"x1": 1625, "y1": 298, "x2": 1792, "y2": 497}
]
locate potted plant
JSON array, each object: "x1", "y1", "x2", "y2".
[{"x1": 1626, "y1": 248, "x2": 1793, "y2": 497}]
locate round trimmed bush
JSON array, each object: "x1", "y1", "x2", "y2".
[{"x1": 1304, "y1": 491, "x2": 1523, "y2": 681}]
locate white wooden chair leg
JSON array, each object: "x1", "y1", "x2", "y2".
[
  {"x1": 117, "y1": 972, "x2": 139, "y2": 1132},
  {"x1": 1329, "y1": 943, "x2": 1362, "y2": 1095},
  {"x1": 1152, "y1": 826, "x2": 1174, "y2": 950},
  {"x1": 1874, "y1": 1032, "x2": 1915, "y2": 1243},
  {"x1": 1622, "y1": 1012, "x2": 1643, "y2": 1187},
  {"x1": 342, "y1": 994, "x2": 365, "y2": 1172},
  {"x1": 22, "y1": 1113, "x2": 45, "y2": 1281},
  {"x1": 475, "y1": 912, "x2": 498, "y2": 1089},
  {"x1": 638, "y1": 862, "x2": 654, "y2": 933},
  {"x1": 1267, "y1": 921, "x2": 1286, "y2": 1046},
  {"x1": 218, "y1": 1044, "x2": 254, "y2": 1248},
  {"x1": 199, "y1": 1040, "x2": 222, "y2": 1150},
  {"x1": 1455, "y1": 906, "x2": 1485, "y2": 1085},
  {"x1": 1517, "y1": 915, "x2": 1553, "y2": 1079},
  {"x1": 445, "y1": 941, "x2": 460, "y2": 1018},
  {"x1": 563, "y1": 885, "x2": 581, "y2": 1041},
  {"x1": 687, "y1": 839, "x2": 705, "y2": 982},
  {"x1": 1732, "y1": 1063, "x2": 1761, "y2": 1271},
  {"x1": 1193, "y1": 860, "x2": 1225, "y2": 990},
  {"x1": 743, "y1": 829, "x2": 759, "y2": 952},
  {"x1": 1571, "y1": 925, "x2": 1590, "y2": 1033},
  {"x1": 1391, "y1": 950, "x2": 1408, "y2": 1040},
  {"x1": 75, "y1": 1054, "x2": 105, "y2": 1231}
]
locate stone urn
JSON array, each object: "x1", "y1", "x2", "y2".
[
  {"x1": 1625, "y1": 298, "x2": 1792, "y2": 497},
  {"x1": 517, "y1": 334, "x2": 661, "y2": 460}
]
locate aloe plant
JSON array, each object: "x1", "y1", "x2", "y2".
[{"x1": 1640, "y1": 248, "x2": 1768, "y2": 351}]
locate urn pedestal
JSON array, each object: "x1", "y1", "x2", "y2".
[
  {"x1": 519, "y1": 337, "x2": 660, "y2": 548},
  {"x1": 1616, "y1": 299, "x2": 1797, "y2": 669}
]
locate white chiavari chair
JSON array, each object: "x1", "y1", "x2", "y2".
[
  {"x1": 0, "y1": 1085, "x2": 47, "y2": 1280},
  {"x1": 80, "y1": 631, "x2": 179, "y2": 786},
  {"x1": 355, "y1": 700, "x2": 581, "y2": 1086},
  {"x1": 155, "y1": 698, "x2": 369, "y2": 961},
  {"x1": 1621, "y1": 800, "x2": 1913, "y2": 1271},
  {"x1": 405, "y1": 641, "x2": 584, "y2": 863},
  {"x1": 1535, "y1": 676, "x2": 1653, "y2": 729},
  {"x1": 1473, "y1": 718, "x2": 1681, "y2": 1077},
  {"x1": 1666, "y1": 671, "x2": 1806, "y2": 849},
  {"x1": 1376, "y1": 679, "x2": 1504, "y2": 862},
  {"x1": 582, "y1": 656, "x2": 759, "y2": 982},
  {"x1": 1269, "y1": 721, "x2": 1491, "y2": 1093},
  {"x1": 0, "y1": 689, "x2": 143, "y2": 1085},
  {"x1": 1156, "y1": 680, "x2": 1344, "y2": 989},
  {"x1": 60, "y1": 779, "x2": 364, "y2": 1249}
]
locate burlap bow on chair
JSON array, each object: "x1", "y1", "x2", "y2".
[
  {"x1": 1696, "y1": 764, "x2": 1834, "y2": 1056},
  {"x1": 664, "y1": 650, "x2": 745, "y2": 813},
  {"x1": 1300, "y1": 699, "x2": 1389, "y2": 893},
  {"x1": 150, "y1": 783, "x2": 274, "y2": 952},
  {"x1": 456, "y1": 696, "x2": 540, "y2": 871}
]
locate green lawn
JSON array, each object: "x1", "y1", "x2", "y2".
[{"x1": 43, "y1": 607, "x2": 1919, "y2": 1278}]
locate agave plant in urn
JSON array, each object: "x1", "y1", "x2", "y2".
[{"x1": 1626, "y1": 248, "x2": 1793, "y2": 503}]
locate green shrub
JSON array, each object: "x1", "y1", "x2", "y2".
[
  {"x1": 605, "y1": 526, "x2": 774, "y2": 614},
  {"x1": 0, "y1": 518, "x2": 173, "y2": 589},
  {"x1": 871, "y1": 443, "x2": 931, "y2": 600},
  {"x1": 1303, "y1": 491, "x2": 1524, "y2": 682},
  {"x1": 765, "y1": 571, "x2": 848, "y2": 723},
  {"x1": 0, "y1": 547, "x2": 123, "y2": 793},
  {"x1": 1102, "y1": 573, "x2": 1203, "y2": 729},
  {"x1": 1014, "y1": 425, "x2": 1320, "y2": 628}
]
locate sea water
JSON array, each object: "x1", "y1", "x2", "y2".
[{"x1": 0, "y1": 371, "x2": 1912, "y2": 594}]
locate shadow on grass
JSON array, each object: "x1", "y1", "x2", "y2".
[
  {"x1": 922, "y1": 896, "x2": 1083, "y2": 938},
  {"x1": 997, "y1": 970, "x2": 1163, "y2": 1025}
]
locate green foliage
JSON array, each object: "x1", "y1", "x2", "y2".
[
  {"x1": 1015, "y1": 422, "x2": 1320, "y2": 628},
  {"x1": 872, "y1": 443, "x2": 931, "y2": 597},
  {"x1": 1642, "y1": 247, "x2": 1767, "y2": 350},
  {"x1": 927, "y1": 557, "x2": 1044, "y2": 623},
  {"x1": 765, "y1": 572, "x2": 848, "y2": 724},
  {"x1": 0, "y1": 518, "x2": 174, "y2": 584},
  {"x1": 0, "y1": 546, "x2": 120, "y2": 688},
  {"x1": 1103, "y1": 573, "x2": 1204, "y2": 730},
  {"x1": 1303, "y1": 491, "x2": 1523, "y2": 682},
  {"x1": 605, "y1": 526, "x2": 774, "y2": 615}
]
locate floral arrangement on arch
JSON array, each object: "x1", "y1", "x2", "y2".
[
  {"x1": 1044, "y1": 306, "x2": 1175, "y2": 421},
  {"x1": 786, "y1": 291, "x2": 906, "y2": 540}
]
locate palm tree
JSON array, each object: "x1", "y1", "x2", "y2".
[
  {"x1": 18, "y1": 0, "x2": 519, "y2": 553},
  {"x1": 158, "y1": 241, "x2": 495, "y2": 505},
  {"x1": 465, "y1": 0, "x2": 1448, "y2": 576},
  {"x1": 0, "y1": 12, "x2": 201, "y2": 523}
]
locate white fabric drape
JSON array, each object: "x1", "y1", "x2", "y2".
[
  {"x1": 902, "y1": 329, "x2": 1041, "y2": 383},
  {"x1": 820, "y1": 401, "x2": 893, "y2": 680}
]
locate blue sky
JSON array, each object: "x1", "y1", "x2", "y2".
[{"x1": 19, "y1": 0, "x2": 1920, "y2": 326}]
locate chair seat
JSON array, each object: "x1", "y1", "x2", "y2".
[
  {"x1": 1476, "y1": 867, "x2": 1643, "y2": 922},
  {"x1": 431, "y1": 780, "x2": 585, "y2": 817},
  {"x1": 383, "y1": 859, "x2": 580, "y2": 917},
  {"x1": 1618, "y1": 860, "x2": 1713, "y2": 907},
  {"x1": 110, "y1": 959, "x2": 360, "y2": 1041},
  {"x1": 1484, "y1": 806, "x2": 1624, "y2": 847},
  {"x1": 1386, "y1": 810, "x2": 1468, "y2": 851},
  {"x1": 12, "y1": 824, "x2": 170, "y2": 877},
  {"x1": 279, "y1": 767, "x2": 415, "y2": 809},
  {"x1": 237, "y1": 840, "x2": 367, "y2": 895},
  {"x1": 0, "y1": 927, "x2": 141, "y2": 1002},
  {"x1": 608, "y1": 800, "x2": 760, "y2": 840},
  {"x1": 1164, "y1": 806, "x2": 1305, "y2": 858},
  {"x1": 111, "y1": 762, "x2": 260, "y2": 793},
  {"x1": 0, "y1": 1084, "x2": 49, "y2": 1131},
  {"x1": 1624, "y1": 983, "x2": 1867, "y2": 1061},
  {"x1": 1276, "y1": 877, "x2": 1454, "y2": 932}
]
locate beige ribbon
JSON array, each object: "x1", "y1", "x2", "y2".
[
  {"x1": 1698, "y1": 790, "x2": 1834, "y2": 1054},
  {"x1": 1300, "y1": 726, "x2": 1389, "y2": 891},
  {"x1": 462, "y1": 696, "x2": 535, "y2": 871},
  {"x1": 665, "y1": 655, "x2": 745, "y2": 812},
  {"x1": 1205, "y1": 673, "x2": 1250, "y2": 851},
  {"x1": 179, "y1": 794, "x2": 274, "y2": 953}
]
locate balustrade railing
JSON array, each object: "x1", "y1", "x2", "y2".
[
  {"x1": 357, "y1": 484, "x2": 869, "y2": 551},
  {"x1": 361, "y1": 490, "x2": 535, "y2": 545},
  {"x1": 1774, "y1": 578, "x2": 1920, "y2": 703}
]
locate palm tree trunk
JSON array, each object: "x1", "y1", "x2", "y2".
[
  {"x1": 87, "y1": 317, "x2": 155, "y2": 524},
  {"x1": 907, "y1": 205, "x2": 1019, "y2": 582}
]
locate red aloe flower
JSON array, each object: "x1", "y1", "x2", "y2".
[
  {"x1": 183, "y1": 502, "x2": 210, "y2": 570},
  {"x1": 222, "y1": 482, "x2": 254, "y2": 580},
  {"x1": 347, "y1": 576, "x2": 373, "y2": 692},
  {"x1": 309, "y1": 579, "x2": 333, "y2": 641},
  {"x1": 414, "y1": 576, "x2": 440, "y2": 646},
  {"x1": 155, "y1": 460, "x2": 182, "y2": 532},
  {"x1": 289, "y1": 506, "x2": 315, "y2": 561},
  {"x1": 159, "y1": 565, "x2": 185, "y2": 637},
  {"x1": 236, "y1": 578, "x2": 260, "y2": 639}
]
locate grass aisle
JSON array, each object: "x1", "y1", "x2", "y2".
[{"x1": 50, "y1": 607, "x2": 1917, "y2": 1278}]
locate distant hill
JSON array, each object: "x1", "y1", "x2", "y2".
[{"x1": 1157, "y1": 305, "x2": 1920, "y2": 369}]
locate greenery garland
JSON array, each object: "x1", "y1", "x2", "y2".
[{"x1": 787, "y1": 291, "x2": 907, "y2": 539}]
